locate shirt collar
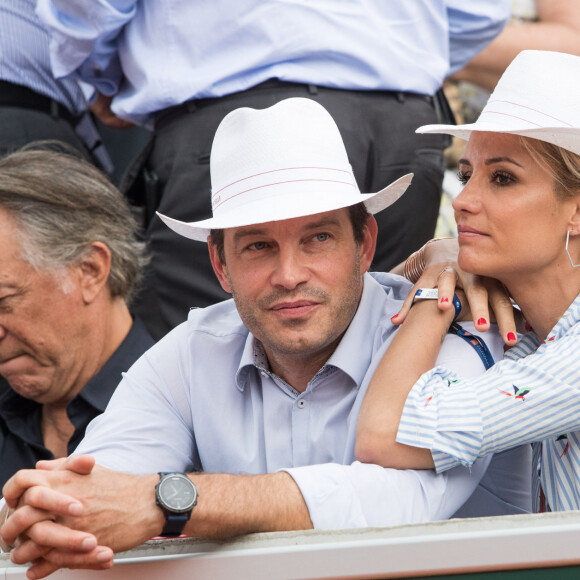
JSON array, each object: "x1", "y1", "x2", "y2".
[
  {"x1": 542, "y1": 293, "x2": 580, "y2": 344},
  {"x1": 506, "y1": 293, "x2": 580, "y2": 359},
  {"x1": 74, "y1": 317, "x2": 155, "y2": 412}
]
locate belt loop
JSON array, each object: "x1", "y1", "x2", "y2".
[
  {"x1": 307, "y1": 84, "x2": 318, "y2": 96},
  {"x1": 50, "y1": 100, "x2": 59, "y2": 119},
  {"x1": 396, "y1": 92, "x2": 405, "y2": 103}
]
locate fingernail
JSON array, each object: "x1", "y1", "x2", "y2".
[
  {"x1": 82, "y1": 536, "x2": 97, "y2": 550},
  {"x1": 440, "y1": 297, "x2": 449, "y2": 303},
  {"x1": 96, "y1": 548, "x2": 113, "y2": 562},
  {"x1": 391, "y1": 313, "x2": 398, "y2": 320},
  {"x1": 507, "y1": 332, "x2": 517, "y2": 342},
  {"x1": 69, "y1": 502, "x2": 83, "y2": 516},
  {"x1": 477, "y1": 318, "x2": 487, "y2": 326}
]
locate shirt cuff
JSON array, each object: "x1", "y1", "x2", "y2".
[
  {"x1": 281, "y1": 463, "x2": 368, "y2": 529},
  {"x1": 396, "y1": 367, "x2": 484, "y2": 473}
]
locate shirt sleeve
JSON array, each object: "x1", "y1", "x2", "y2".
[
  {"x1": 398, "y1": 334, "x2": 580, "y2": 473},
  {"x1": 283, "y1": 457, "x2": 491, "y2": 528},
  {"x1": 445, "y1": 0, "x2": 510, "y2": 73},
  {"x1": 35, "y1": 0, "x2": 138, "y2": 95},
  {"x1": 75, "y1": 324, "x2": 200, "y2": 474}
]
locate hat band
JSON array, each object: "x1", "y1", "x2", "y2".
[
  {"x1": 211, "y1": 166, "x2": 357, "y2": 211},
  {"x1": 480, "y1": 98, "x2": 575, "y2": 129}
]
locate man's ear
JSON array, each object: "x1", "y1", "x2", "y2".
[
  {"x1": 359, "y1": 215, "x2": 378, "y2": 273},
  {"x1": 207, "y1": 236, "x2": 232, "y2": 294},
  {"x1": 75, "y1": 241, "x2": 112, "y2": 304}
]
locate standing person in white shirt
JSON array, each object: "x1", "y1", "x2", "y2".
[
  {"x1": 356, "y1": 50, "x2": 580, "y2": 513},
  {"x1": 0, "y1": 98, "x2": 528, "y2": 578},
  {"x1": 36, "y1": 0, "x2": 511, "y2": 339},
  {"x1": 0, "y1": 0, "x2": 113, "y2": 176}
]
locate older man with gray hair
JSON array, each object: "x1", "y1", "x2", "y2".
[{"x1": 0, "y1": 143, "x2": 154, "y2": 489}]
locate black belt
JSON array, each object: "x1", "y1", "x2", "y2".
[
  {"x1": 0, "y1": 80, "x2": 78, "y2": 126},
  {"x1": 155, "y1": 78, "x2": 434, "y2": 129}
]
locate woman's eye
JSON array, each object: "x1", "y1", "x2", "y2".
[
  {"x1": 492, "y1": 170, "x2": 514, "y2": 186},
  {"x1": 457, "y1": 170, "x2": 470, "y2": 185}
]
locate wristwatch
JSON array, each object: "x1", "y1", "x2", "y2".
[{"x1": 155, "y1": 472, "x2": 198, "y2": 537}]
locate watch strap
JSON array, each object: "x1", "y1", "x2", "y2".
[{"x1": 160, "y1": 513, "x2": 190, "y2": 538}]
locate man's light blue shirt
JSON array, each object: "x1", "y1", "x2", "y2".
[
  {"x1": 77, "y1": 273, "x2": 530, "y2": 528},
  {"x1": 1, "y1": 0, "x2": 86, "y2": 115},
  {"x1": 36, "y1": 0, "x2": 509, "y2": 128}
]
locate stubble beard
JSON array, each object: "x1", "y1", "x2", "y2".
[{"x1": 227, "y1": 256, "x2": 362, "y2": 358}]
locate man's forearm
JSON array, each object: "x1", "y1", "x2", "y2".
[
  {"x1": 185, "y1": 471, "x2": 312, "y2": 538},
  {"x1": 2, "y1": 462, "x2": 313, "y2": 573}
]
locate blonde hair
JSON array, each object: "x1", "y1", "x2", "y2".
[{"x1": 520, "y1": 137, "x2": 580, "y2": 199}]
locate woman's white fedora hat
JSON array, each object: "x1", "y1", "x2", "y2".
[
  {"x1": 157, "y1": 97, "x2": 412, "y2": 242},
  {"x1": 417, "y1": 50, "x2": 580, "y2": 156}
]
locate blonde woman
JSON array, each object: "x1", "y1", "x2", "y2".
[{"x1": 356, "y1": 50, "x2": 580, "y2": 511}]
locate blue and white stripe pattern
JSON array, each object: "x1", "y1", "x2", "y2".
[
  {"x1": 398, "y1": 294, "x2": 580, "y2": 511},
  {"x1": 1, "y1": 0, "x2": 86, "y2": 115}
]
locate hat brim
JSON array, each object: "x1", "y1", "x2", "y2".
[
  {"x1": 157, "y1": 173, "x2": 413, "y2": 242},
  {"x1": 417, "y1": 123, "x2": 580, "y2": 156}
]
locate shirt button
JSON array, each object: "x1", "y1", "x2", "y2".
[{"x1": 297, "y1": 400, "x2": 306, "y2": 409}]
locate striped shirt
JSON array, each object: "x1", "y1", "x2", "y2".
[
  {"x1": 1, "y1": 0, "x2": 86, "y2": 115},
  {"x1": 398, "y1": 294, "x2": 580, "y2": 512}
]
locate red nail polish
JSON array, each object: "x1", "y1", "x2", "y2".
[
  {"x1": 477, "y1": 318, "x2": 487, "y2": 326},
  {"x1": 507, "y1": 332, "x2": 516, "y2": 342},
  {"x1": 440, "y1": 297, "x2": 449, "y2": 303}
]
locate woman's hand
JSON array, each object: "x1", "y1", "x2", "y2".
[{"x1": 394, "y1": 238, "x2": 518, "y2": 346}]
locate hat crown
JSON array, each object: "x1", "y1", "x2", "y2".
[
  {"x1": 157, "y1": 97, "x2": 413, "y2": 241},
  {"x1": 480, "y1": 50, "x2": 580, "y2": 130},
  {"x1": 210, "y1": 98, "x2": 357, "y2": 213}
]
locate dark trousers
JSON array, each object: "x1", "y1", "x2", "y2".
[
  {"x1": 127, "y1": 82, "x2": 449, "y2": 339},
  {"x1": 0, "y1": 106, "x2": 88, "y2": 158}
]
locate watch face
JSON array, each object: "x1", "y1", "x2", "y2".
[{"x1": 158, "y1": 474, "x2": 197, "y2": 512}]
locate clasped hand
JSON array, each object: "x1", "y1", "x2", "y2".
[{"x1": 1, "y1": 455, "x2": 154, "y2": 579}]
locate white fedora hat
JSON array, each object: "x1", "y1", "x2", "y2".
[
  {"x1": 416, "y1": 50, "x2": 580, "y2": 155},
  {"x1": 157, "y1": 97, "x2": 413, "y2": 242}
]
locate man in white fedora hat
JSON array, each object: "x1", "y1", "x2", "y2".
[{"x1": 0, "y1": 98, "x2": 529, "y2": 575}]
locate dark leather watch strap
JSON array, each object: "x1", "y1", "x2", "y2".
[{"x1": 160, "y1": 513, "x2": 189, "y2": 537}]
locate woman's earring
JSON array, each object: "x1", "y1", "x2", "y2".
[{"x1": 566, "y1": 230, "x2": 580, "y2": 268}]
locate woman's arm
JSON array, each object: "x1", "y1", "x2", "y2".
[{"x1": 355, "y1": 299, "x2": 455, "y2": 469}]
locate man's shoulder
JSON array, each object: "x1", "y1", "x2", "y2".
[
  {"x1": 185, "y1": 299, "x2": 248, "y2": 339},
  {"x1": 367, "y1": 271, "x2": 413, "y2": 302}
]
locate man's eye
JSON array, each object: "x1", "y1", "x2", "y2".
[
  {"x1": 315, "y1": 233, "x2": 329, "y2": 242},
  {"x1": 249, "y1": 241, "x2": 268, "y2": 250}
]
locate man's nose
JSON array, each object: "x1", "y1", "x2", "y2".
[{"x1": 270, "y1": 249, "x2": 310, "y2": 289}]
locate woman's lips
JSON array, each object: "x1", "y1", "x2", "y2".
[{"x1": 457, "y1": 224, "x2": 487, "y2": 238}]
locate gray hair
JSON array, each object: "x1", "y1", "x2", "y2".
[{"x1": 0, "y1": 143, "x2": 148, "y2": 303}]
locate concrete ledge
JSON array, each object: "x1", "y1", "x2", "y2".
[{"x1": 3, "y1": 511, "x2": 580, "y2": 578}]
